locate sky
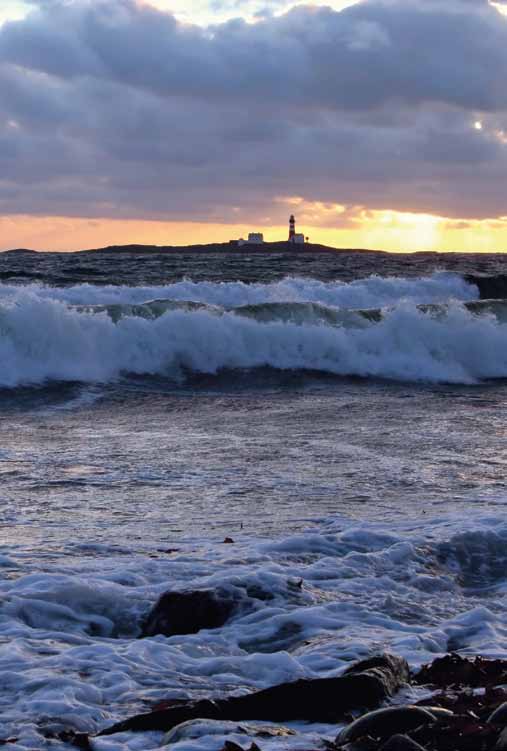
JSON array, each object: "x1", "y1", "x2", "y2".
[{"x1": 1, "y1": 0, "x2": 507, "y2": 252}]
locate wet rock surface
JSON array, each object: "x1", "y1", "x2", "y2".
[
  {"x1": 140, "y1": 581, "x2": 299, "y2": 639},
  {"x1": 99, "y1": 653, "x2": 409, "y2": 735},
  {"x1": 92, "y1": 653, "x2": 507, "y2": 751},
  {"x1": 336, "y1": 706, "x2": 437, "y2": 744},
  {"x1": 163, "y1": 719, "x2": 296, "y2": 746},
  {"x1": 335, "y1": 654, "x2": 507, "y2": 751},
  {"x1": 414, "y1": 653, "x2": 507, "y2": 689},
  {"x1": 141, "y1": 589, "x2": 236, "y2": 637}
]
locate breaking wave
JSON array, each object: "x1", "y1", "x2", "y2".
[
  {"x1": 0, "y1": 277, "x2": 505, "y2": 386},
  {"x1": 0, "y1": 271, "x2": 476, "y2": 309},
  {"x1": 78, "y1": 298, "x2": 507, "y2": 327}
]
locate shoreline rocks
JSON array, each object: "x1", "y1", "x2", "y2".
[
  {"x1": 99, "y1": 653, "x2": 409, "y2": 735},
  {"x1": 336, "y1": 706, "x2": 437, "y2": 745},
  {"x1": 92, "y1": 652, "x2": 507, "y2": 751}
]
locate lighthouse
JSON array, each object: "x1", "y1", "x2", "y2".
[
  {"x1": 288, "y1": 215, "x2": 305, "y2": 245},
  {"x1": 289, "y1": 214, "x2": 296, "y2": 242}
]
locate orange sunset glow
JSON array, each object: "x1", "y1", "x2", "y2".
[{"x1": 2, "y1": 210, "x2": 507, "y2": 253}]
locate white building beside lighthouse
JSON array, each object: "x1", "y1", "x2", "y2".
[{"x1": 237, "y1": 233, "x2": 264, "y2": 246}]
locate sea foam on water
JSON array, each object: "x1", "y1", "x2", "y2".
[
  {"x1": 0, "y1": 273, "x2": 500, "y2": 387},
  {"x1": 2, "y1": 514, "x2": 507, "y2": 750},
  {"x1": 0, "y1": 266, "x2": 506, "y2": 750}
]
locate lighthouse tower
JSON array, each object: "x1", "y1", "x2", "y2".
[
  {"x1": 288, "y1": 215, "x2": 305, "y2": 245},
  {"x1": 289, "y1": 215, "x2": 296, "y2": 242}
]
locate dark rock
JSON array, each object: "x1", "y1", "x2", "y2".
[
  {"x1": 53, "y1": 732, "x2": 92, "y2": 750},
  {"x1": 488, "y1": 701, "x2": 507, "y2": 725},
  {"x1": 417, "y1": 685, "x2": 507, "y2": 724},
  {"x1": 141, "y1": 590, "x2": 236, "y2": 637},
  {"x1": 414, "y1": 653, "x2": 507, "y2": 689},
  {"x1": 98, "y1": 653, "x2": 409, "y2": 736},
  {"x1": 163, "y1": 719, "x2": 245, "y2": 745},
  {"x1": 380, "y1": 735, "x2": 427, "y2": 751},
  {"x1": 465, "y1": 275, "x2": 507, "y2": 300},
  {"x1": 163, "y1": 719, "x2": 296, "y2": 746},
  {"x1": 104, "y1": 699, "x2": 223, "y2": 736},
  {"x1": 410, "y1": 712, "x2": 498, "y2": 751},
  {"x1": 218, "y1": 652, "x2": 409, "y2": 724},
  {"x1": 336, "y1": 706, "x2": 436, "y2": 745},
  {"x1": 496, "y1": 727, "x2": 507, "y2": 751},
  {"x1": 222, "y1": 743, "x2": 244, "y2": 751}
]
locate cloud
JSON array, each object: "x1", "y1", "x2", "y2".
[{"x1": 0, "y1": 0, "x2": 506, "y2": 227}]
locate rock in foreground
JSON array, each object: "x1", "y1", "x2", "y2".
[
  {"x1": 99, "y1": 653, "x2": 409, "y2": 735},
  {"x1": 141, "y1": 589, "x2": 236, "y2": 637}
]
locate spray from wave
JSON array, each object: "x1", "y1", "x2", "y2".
[
  {"x1": 0, "y1": 271, "x2": 476, "y2": 309},
  {"x1": 2, "y1": 273, "x2": 504, "y2": 387}
]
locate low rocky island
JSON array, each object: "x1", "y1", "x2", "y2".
[{"x1": 82, "y1": 241, "x2": 385, "y2": 256}]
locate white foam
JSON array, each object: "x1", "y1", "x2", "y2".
[
  {"x1": 0, "y1": 272, "x2": 504, "y2": 751},
  {"x1": 0, "y1": 289, "x2": 503, "y2": 386},
  {"x1": 0, "y1": 272, "x2": 476, "y2": 309},
  {"x1": 2, "y1": 513, "x2": 507, "y2": 750}
]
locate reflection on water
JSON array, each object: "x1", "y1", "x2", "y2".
[{"x1": 0, "y1": 374, "x2": 506, "y2": 567}]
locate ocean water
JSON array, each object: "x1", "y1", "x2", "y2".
[{"x1": 1, "y1": 249, "x2": 507, "y2": 750}]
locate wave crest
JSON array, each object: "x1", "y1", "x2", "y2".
[
  {"x1": 0, "y1": 291, "x2": 506, "y2": 387},
  {"x1": 0, "y1": 271, "x2": 476, "y2": 309}
]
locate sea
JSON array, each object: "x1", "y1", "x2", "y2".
[{"x1": 1, "y1": 248, "x2": 507, "y2": 750}]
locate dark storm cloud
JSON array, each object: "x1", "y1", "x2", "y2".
[
  {"x1": 0, "y1": 0, "x2": 507, "y2": 223},
  {"x1": 3, "y1": 0, "x2": 507, "y2": 110}
]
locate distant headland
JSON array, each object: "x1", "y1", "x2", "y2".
[
  {"x1": 2, "y1": 241, "x2": 388, "y2": 255},
  {"x1": 0, "y1": 214, "x2": 386, "y2": 255},
  {"x1": 85, "y1": 241, "x2": 387, "y2": 255}
]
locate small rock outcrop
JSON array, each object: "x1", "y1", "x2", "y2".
[
  {"x1": 141, "y1": 590, "x2": 236, "y2": 637},
  {"x1": 414, "y1": 653, "x2": 507, "y2": 689},
  {"x1": 99, "y1": 653, "x2": 409, "y2": 735},
  {"x1": 162, "y1": 719, "x2": 295, "y2": 746},
  {"x1": 336, "y1": 706, "x2": 437, "y2": 745},
  {"x1": 82, "y1": 652, "x2": 507, "y2": 750}
]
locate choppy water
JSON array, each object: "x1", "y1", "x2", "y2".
[{"x1": 1, "y1": 249, "x2": 507, "y2": 750}]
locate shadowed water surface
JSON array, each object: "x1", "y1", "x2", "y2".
[{"x1": 1, "y1": 373, "x2": 507, "y2": 565}]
